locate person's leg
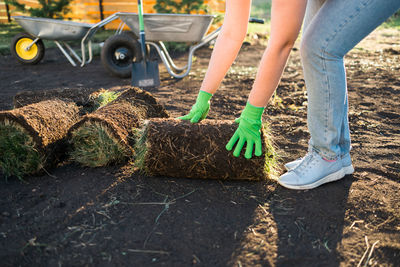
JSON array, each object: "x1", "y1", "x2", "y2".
[
  {"x1": 303, "y1": 1, "x2": 350, "y2": 160},
  {"x1": 302, "y1": 0, "x2": 326, "y2": 32},
  {"x1": 301, "y1": 0, "x2": 400, "y2": 160},
  {"x1": 279, "y1": 0, "x2": 400, "y2": 189},
  {"x1": 283, "y1": 0, "x2": 327, "y2": 171}
]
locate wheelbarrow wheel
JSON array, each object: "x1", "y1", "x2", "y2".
[
  {"x1": 101, "y1": 33, "x2": 142, "y2": 78},
  {"x1": 122, "y1": 31, "x2": 151, "y2": 56},
  {"x1": 11, "y1": 33, "x2": 45, "y2": 65}
]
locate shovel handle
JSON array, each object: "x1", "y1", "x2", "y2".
[{"x1": 137, "y1": 0, "x2": 146, "y2": 59}]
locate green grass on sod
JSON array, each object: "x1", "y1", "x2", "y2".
[
  {"x1": 69, "y1": 122, "x2": 128, "y2": 167},
  {"x1": 0, "y1": 122, "x2": 43, "y2": 180}
]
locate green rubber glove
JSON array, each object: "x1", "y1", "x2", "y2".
[
  {"x1": 178, "y1": 90, "x2": 213, "y2": 123},
  {"x1": 226, "y1": 102, "x2": 264, "y2": 159}
]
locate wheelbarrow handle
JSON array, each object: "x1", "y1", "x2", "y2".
[{"x1": 249, "y1": 18, "x2": 265, "y2": 24}]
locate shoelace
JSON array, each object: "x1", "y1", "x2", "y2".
[{"x1": 295, "y1": 151, "x2": 319, "y2": 174}]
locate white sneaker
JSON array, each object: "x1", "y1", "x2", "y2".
[
  {"x1": 341, "y1": 153, "x2": 354, "y2": 175},
  {"x1": 284, "y1": 157, "x2": 303, "y2": 171},
  {"x1": 278, "y1": 151, "x2": 345, "y2": 190},
  {"x1": 284, "y1": 153, "x2": 354, "y2": 175}
]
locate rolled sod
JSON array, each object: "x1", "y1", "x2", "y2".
[
  {"x1": 13, "y1": 87, "x2": 124, "y2": 115},
  {"x1": 135, "y1": 118, "x2": 277, "y2": 181},
  {"x1": 68, "y1": 87, "x2": 169, "y2": 167},
  {"x1": 0, "y1": 100, "x2": 80, "y2": 178},
  {"x1": 13, "y1": 87, "x2": 102, "y2": 109}
]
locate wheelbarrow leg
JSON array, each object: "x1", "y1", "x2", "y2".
[
  {"x1": 63, "y1": 42, "x2": 82, "y2": 64},
  {"x1": 158, "y1": 41, "x2": 187, "y2": 71},
  {"x1": 80, "y1": 13, "x2": 120, "y2": 67},
  {"x1": 54, "y1": 41, "x2": 77, "y2": 66}
]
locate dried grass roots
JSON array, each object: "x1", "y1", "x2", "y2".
[{"x1": 135, "y1": 118, "x2": 277, "y2": 181}]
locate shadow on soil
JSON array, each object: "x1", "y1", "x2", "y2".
[
  {"x1": 0, "y1": 162, "x2": 352, "y2": 266},
  {"x1": 225, "y1": 175, "x2": 353, "y2": 266}
]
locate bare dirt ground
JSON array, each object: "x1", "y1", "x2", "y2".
[{"x1": 0, "y1": 27, "x2": 399, "y2": 266}]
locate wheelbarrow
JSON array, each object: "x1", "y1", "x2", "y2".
[
  {"x1": 11, "y1": 13, "x2": 263, "y2": 79},
  {"x1": 11, "y1": 16, "x2": 101, "y2": 66},
  {"x1": 87, "y1": 12, "x2": 219, "y2": 79}
]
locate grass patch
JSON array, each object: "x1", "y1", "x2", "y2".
[
  {"x1": 0, "y1": 122, "x2": 43, "y2": 180},
  {"x1": 0, "y1": 22, "x2": 22, "y2": 55},
  {"x1": 96, "y1": 90, "x2": 121, "y2": 107},
  {"x1": 382, "y1": 12, "x2": 400, "y2": 30},
  {"x1": 69, "y1": 122, "x2": 128, "y2": 167},
  {"x1": 262, "y1": 122, "x2": 279, "y2": 180},
  {"x1": 132, "y1": 122, "x2": 149, "y2": 172},
  {"x1": 251, "y1": 0, "x2": 271, "y2": 21},
  {"x1": 88, "y1": 90, "x2": 121, "y2": 112}
]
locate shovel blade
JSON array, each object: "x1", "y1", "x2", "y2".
[{"x1": 131, "y1": 60, "x2": 160, "y2": 88}]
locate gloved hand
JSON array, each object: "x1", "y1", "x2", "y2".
[
  {"x1": 178, "y1": 90, "x2": 213, "y2": 123},
  {"x1": 226, "y1": 102, "x2": 264, "y2": 159}
]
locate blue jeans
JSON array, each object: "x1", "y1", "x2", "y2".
[{"x1": 300, "y1": 0, "x2": 400, "y2": 160}]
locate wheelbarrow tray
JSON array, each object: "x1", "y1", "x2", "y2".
[
  {"x1": 118, "y1": 13, "x2": 215, "y2": 42},
  {"x1": 13, "y1": 16, "x2": 94, "y2": 41}
]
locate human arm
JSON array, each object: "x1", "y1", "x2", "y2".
[
  {"x1": 199, "y1": 0, "x2": 252, "y2": 95},
  {"x1": 227, "y1": 0, "x2": 308, "y2": 158},
  {"x1": 178, "y1": 0, "x2": 251, "y2": 123},
  {"x1": 248, "y1": 0, "x2": 307, "y2": 107}
]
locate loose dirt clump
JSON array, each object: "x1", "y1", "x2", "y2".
[
  {"x1": 0, "y1": 99, "x2": 80, "y2": 178},
  {"x1": 135, "y1": 118, "x2": 277, "y2": 181}
]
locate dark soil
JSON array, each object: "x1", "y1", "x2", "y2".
[
  {"x1": 0, "y1": 27, "x2": 399, "y2": 266},
  {"x1": 139, "y1": 118, "x2": 274, "y2": 181}
]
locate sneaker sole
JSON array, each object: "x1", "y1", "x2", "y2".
[
  {"x1": 278, "y1": 168, "x2": 346, "y2": 190},
  {"x1": 343, "y1": 165, "x2": 354, "y2": 175},
  {"x1": 286, "y1": 164, "x2": 354, "y2": 174}
]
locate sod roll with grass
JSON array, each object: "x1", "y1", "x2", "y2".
[
  {"x1": 69, "y1": 87, "x2": 169, "y2": 167},
  {"x1": 135, "y1": 118, "x2": 277, "y2": 181},
  {"x1": 0, "y1": 99, "x2": 80, "y2": 179},
  {"x1": 13, "y1": 87, "x2": 101, "y2": 109},
  {"x1": 13, "y1": 87, "x2": 126, "y2": 115}
]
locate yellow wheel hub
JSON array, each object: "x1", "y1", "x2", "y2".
[{"x1": 15, "y1": 38, "x2": 38, "y2": 60}]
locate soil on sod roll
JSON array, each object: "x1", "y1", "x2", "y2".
[
  {"x1": 112, "y1": 86, "x2": 169, "y2": 118},
  {"x1": 135, "y1": 118, "x2": 277, "y2": 181},
  {"x1": 13, "y1": 87, "x2": 102, "y2": 109},
  {"x1": 0, "y1": 99, "x2": 80, "y2": 178},
  {"x1": 68, "y1": 87, "x2": 169, "y2": 167}
]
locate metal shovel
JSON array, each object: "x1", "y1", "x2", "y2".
[{"x1": 131, "y1": 0, "x2": 160, "y2": 88}]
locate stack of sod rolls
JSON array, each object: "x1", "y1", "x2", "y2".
[
  {"x1": 0, "y1": 100, "x2": 80, "y2": 179},
  {"x1": 13, "y1": 87, "x2": 124, "y2": 115},
  {"x1": 135, "y1": 119, "x2": 277, "y2": 181},
  {"x1": 68, "y1": 87, "x2": 169, "y2": 167}
]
